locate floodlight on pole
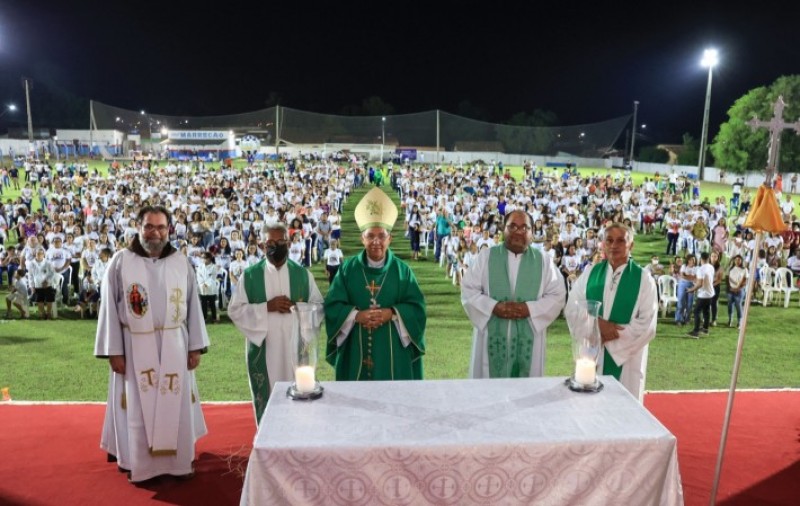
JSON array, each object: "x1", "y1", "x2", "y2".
[{"x1": 698, "y1": 48, "x2": 718, "y2": 182}]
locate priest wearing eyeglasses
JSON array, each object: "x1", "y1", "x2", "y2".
[
  {"x1": 325, "y1": 187, "x2": 427, "y2": 381},
  {"x1": 565, "y1": 222, "x2": 658, "y2": 402},
  {"x1": 228, "y1": 222, "x2": 324, "y2": 423},
  {"x1": 461, "y1": 210, "x2": 566, "y2": 379},
  {"x1": 94, "y1": 205, "x2": 208, "y2": 483}
]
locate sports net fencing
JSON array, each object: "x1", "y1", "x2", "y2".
[{"x1": 91, "y1": 101, "x2": 631, "y2": 158}]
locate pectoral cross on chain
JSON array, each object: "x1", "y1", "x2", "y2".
[{"x1": 366, "y1": 280, "x2": 380, "y2": 309}]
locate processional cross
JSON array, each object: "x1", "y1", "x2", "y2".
[
  {"x1": 746, "y1": 95, "x2": 800, "y2": 185},
  {"x1": 711, "y1": 95, "x2": 800, "y2": 506}
]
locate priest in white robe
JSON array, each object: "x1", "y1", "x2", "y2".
[
  {"x1": 462, "y1": 210, "x2": 566, "y2": 378},
  {"x1": 94, "y1": 206, "x2": 209, "y2": 483},
  {"x1": 228, "y1": 222, "x2": 323, "y2": 424},
  {"x1": 565, "y1": 222, "x2": 658, "y2": 402}
]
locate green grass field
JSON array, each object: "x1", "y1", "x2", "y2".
[{"x1": 0, "y1": 162, "x2": 798, "y2": 401}]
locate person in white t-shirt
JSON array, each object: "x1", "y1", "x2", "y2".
[
  {"x1": 780, "y1": 194, "x2": 795, "y2": 222},
  {"x1": 687, "y1": 252, "x2": 715, "y2": 338},
  {"x1": 288, "y1": 232, "x2": 304, "y2": 265},
  {"x1": 726, "y1": 255, "x2": 748, "y2": 328},
  {"x1": 323, "y1": 238, "x2": 344, "y2": 283}
]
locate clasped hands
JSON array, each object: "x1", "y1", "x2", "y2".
[
  {"x1": 266, "y1": 295, "x2": 294, "y2": 313},
  {"x1": 492, "y1": 301, "x2": 530, "y2": 320},
  {"x1": 356, "y1": 308, "x2": 393, "y2": 330}
]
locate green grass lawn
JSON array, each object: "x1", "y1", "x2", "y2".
[{"x1": 1, "y1": 162, "x2": 798, "y2": 401}]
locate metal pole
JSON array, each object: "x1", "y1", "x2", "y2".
[
  {"x1": 23, "y1": 77, "x2": 33, "y2": 144},
  {"x1": 698, "y1": 66, "x2": 713, "y2": 181},
  {"x1": 709, "y1": 230, "x2": 763, "y2": 505},
  {"x1": 629, "y1": 101, "x2": 639, "y2": 165},
  {"x1": 380, "y1": 116, "x2": 385, "y2": 166},
  {"x1": 275, "y1": 106, "x2": 280, "y2": 156},
  {"x1": 89, "y1": 100, "x2": 95, "y2": 159},
  {"x1": 436, "y1": 109, "x2": 440, "y2": 163}
]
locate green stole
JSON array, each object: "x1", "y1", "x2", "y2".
[
  {"x1": 585, "y1": 259, "x2": 642, "y2": 379},
  {"x1": 487, "y1": 245, "x2": 543, "y2": 377},
  {"x1": 243, "y1": 259, "x2": 309, "y2": 424}
]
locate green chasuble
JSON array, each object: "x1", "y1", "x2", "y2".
[
  {"x1": 243, "y1": 259, "x2": 309, "y2": 423},
  {"x1": 325, "y1": 249, "x2": 426, "y2": 381},
  {"x1": 486, "y1": 245, "x2": 543, "y2": 377},
  {"x1": 585, "y1": 259, "x2": 642, "y2": 380}
]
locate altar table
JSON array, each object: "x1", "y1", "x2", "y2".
[{"x1": 240, "y1": 376, "x2": 683, "y2": 505}]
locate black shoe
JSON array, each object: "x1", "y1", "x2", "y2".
[
  {"x1": 700, "y1": 328, "x2": 709, "y2": 335},
  {"x1": 687, "y1": 330, "x2": 700, "y2": 339}
]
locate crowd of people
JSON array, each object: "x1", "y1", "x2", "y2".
[
  {"x1": 0, "y1": 156, "x2": 355, "y2": 320},
  {"x1": 2, "y1": 158, "x2": 799, "y2": 335},
  {"x1": 390, "y1": 161, "x2": 800, "y2": 337}
]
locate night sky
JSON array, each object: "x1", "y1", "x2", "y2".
[{"x1": 0, "y1": 0, "x2": 798, "y2": 143}]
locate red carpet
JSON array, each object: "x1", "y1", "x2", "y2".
[{"x1": 0, "y1": 392, "x2": 797, "y2": 506}]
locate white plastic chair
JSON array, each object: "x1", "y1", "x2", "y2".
[
  {"x1": 758, "y1": 267, "x2": 780, "y2": 306},
  {"x1": 217, "y1": 269, "x2": 229, "y2": 310},
  {"x1": 52, "y1": 273, "x2": 64, "y2": 318},
  {"x1": 421, "y1": 229, "x2": 430, "y2": 257},
  {"x1": 773, "y1": 267, "x2": 799, "y2": 308},
  {"x1": 657, "y1": 275, "x2": 679, "y2": 318}
]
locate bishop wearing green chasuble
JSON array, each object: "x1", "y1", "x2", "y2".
[
  {"x1": 325, "y1": 187, "x2": 426, "y2": 381},
  {"x1": 565, "y1": 223, "x2": 658, "y2": 402}
]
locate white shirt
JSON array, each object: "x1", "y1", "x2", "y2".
[
  {"x1": 323, "y1": 248, "x2": 344, "y2": 267},
  {"x1": 695, "y1": 263, "x2": 715, "y2": 299}
]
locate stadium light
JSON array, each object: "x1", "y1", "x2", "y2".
[
  {"x1": 698, "y1": 48, "x2": 718, "y2": 181},
  {"x1": 0, "y1": 104, "x2": 17, "y2": 118}
]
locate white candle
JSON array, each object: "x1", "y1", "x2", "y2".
[
  {"x1": 294, "y1": 365, "x2": 316, "y2": 393},
  {"x1": 574, "y1": 358, "x2": 597, "y2": 386}
]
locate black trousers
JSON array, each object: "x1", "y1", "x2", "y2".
[
  {"x1": 710, "y1": 285, "x2": 721, "y2": 322},
  {"x1": 200, "y1": 294, "x2": 217, "y2": 321},
  {"x1": 693, "y1": 297, "x2": 712, "y2": 332}
]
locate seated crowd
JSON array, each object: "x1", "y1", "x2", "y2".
[{"x1": 0, "y1": 155, "x2": 356, "y2": 320}]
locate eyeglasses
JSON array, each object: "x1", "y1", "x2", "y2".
[
  {"x1": 363, "y1": 233, "x2": 390, "y2": 243},
  {"x1": 143, "y1": 224, "x2": 169, "y2": 233},
  {"x1": 265, "y1": 240, "x2": 289, "y2": 248},
  {"x1": 506, "y1": 224, "x2": 531, "y2": 233}
]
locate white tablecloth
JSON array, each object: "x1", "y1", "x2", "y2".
[{"x1": 241, "y1": 376, "x2": 683, "y2": 505}]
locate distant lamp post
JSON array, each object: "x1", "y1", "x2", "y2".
[
  {"x1": 698, "y1": 48, "x2": 718, "y2": 181},
  {"x1": 380, "y1": 116, "x2": 386, "y2": 165},
  {"x1": 629, "y1": 100, "x2": 639, "y2": 167}
]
